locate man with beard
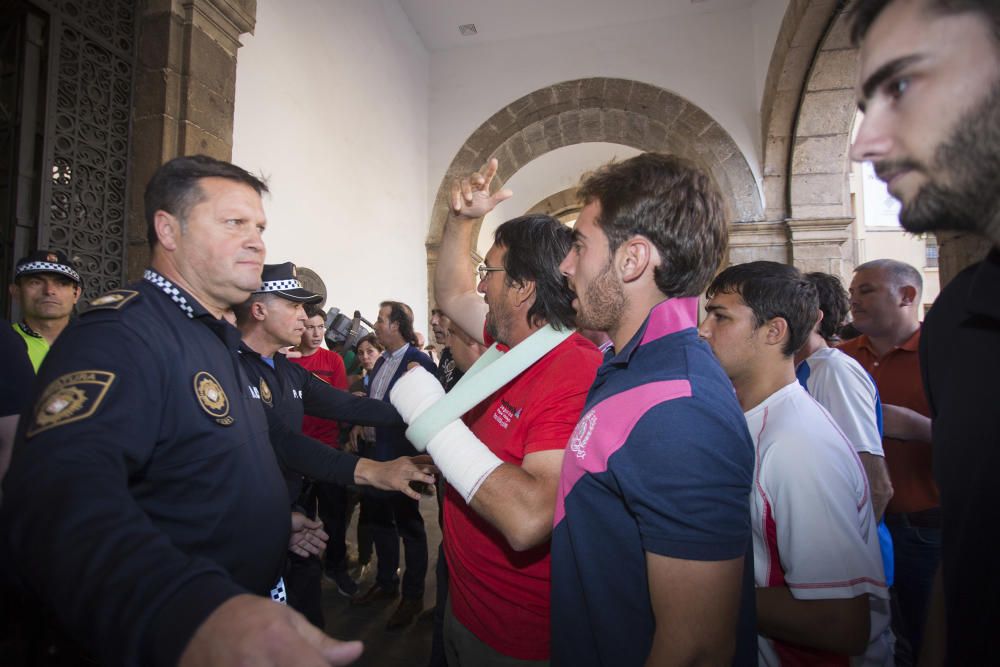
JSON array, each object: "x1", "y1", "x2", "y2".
[
  {"x1": 389, "y1": 159, "x2": 602, "y2": 665},
  {"x1": 552, "y1": 153, "x2": 757, "y2": 666},
  {"x1": 850, "y1": 0, "x2": 1000, "y2": 662}
]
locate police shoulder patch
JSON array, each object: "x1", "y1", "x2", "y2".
[
  {"x1": 193, "y1": 371, "x2": 234, "y2": 426},
  {"x1": 82, "y1": 289, "x2": 140, "y2": 313},
  {"x1": 27, "y1": 370, "x2": 116, "y2": 437}
]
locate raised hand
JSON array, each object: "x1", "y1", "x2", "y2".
[{"x1": 450, "y1": 158, "x2": 513, "y2": 220}]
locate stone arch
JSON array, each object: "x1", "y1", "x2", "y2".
[
  {"x1": 759, "y1": 1, "x2": 861, "y2": 277},
  {"x1": 760, "y1": 0, "x2": 850, "y2": 222},
  {"x1": 525, "y1": 187, "x2": 581, "y2": 225},
  {"x1": 426, "y1": 77, "x2": 764, "y2": 255}
]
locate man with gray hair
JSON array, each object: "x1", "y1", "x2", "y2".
[{"x1": 840, "y1": 258, "x2": 934, "y2": 665}]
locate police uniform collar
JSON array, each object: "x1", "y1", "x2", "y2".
[
  {"x1": 143, "y1": 269, "x2": 210, "y2": 319},
  {"x1": 16, "y1": 320, "x2": 43, "y2": 338}
]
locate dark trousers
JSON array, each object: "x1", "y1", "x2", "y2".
[
  {"x1": 366, "y1": 492, "x2": 427, "y2": 599},
  {"x1": 315, "y1": 481, "x2": 350, "y2": 575},
  {"x1": 428, "y1": 540, "x2": 450, "y2": 667},
  {"x1": 284, "y1": 552, "x2": 324, "y2": 628},
  {"x1": 886, "y1": 512, "x2": 942, "y2": 666}
]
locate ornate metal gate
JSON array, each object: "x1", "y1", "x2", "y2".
[{"x1": 0, "y1": 0, "x2": 137, "y2": 311}]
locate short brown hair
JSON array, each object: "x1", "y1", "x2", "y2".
[
  {"x1": 578, "y1": 153, "x2": 728, "y2": 298},
  {"x1": 851, "y1": 0, "x2": 1000, "y2": 46}
]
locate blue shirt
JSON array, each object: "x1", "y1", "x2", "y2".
[{"x1": 551, "y1": 297, "x2": 757, "y2": 666}]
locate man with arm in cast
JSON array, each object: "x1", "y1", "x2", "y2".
[{"x1": 390, "y1": 158, "x2": 602, "y2": 665}]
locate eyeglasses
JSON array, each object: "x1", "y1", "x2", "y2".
[{"x1": 477, "y1": 264, "x2": 505, "y2": 282}]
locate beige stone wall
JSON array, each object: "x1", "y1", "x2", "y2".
[{"x1": 127, "y1": 0, "x2": 256, "y2": 278}]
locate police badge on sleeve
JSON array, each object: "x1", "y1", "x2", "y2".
[
  {"x1": 27, "y1": 370, "x2": 116, "y2": 437},
  {"x1": 193, "y1": 371, "x2": 234, "y2": 426}
]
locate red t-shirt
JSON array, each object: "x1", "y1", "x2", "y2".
[
  {"x1": 443, "y1": 332, "x2": 601, "y2": 660},
  {"x1": 290, "y1": 347, "x2": 348, "y2": 447}
]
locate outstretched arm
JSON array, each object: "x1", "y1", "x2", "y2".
[{"x1": 435, "y1": 158, "x2": 512, "y2": 344}]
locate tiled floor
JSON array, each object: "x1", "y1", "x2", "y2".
[{"x1": 321, "y1": 493, "x2": 441, "y2": 667}]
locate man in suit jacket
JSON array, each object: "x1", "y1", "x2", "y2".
[{"x1": 352, "y1": 300, "x2": 436, "y2": 630}]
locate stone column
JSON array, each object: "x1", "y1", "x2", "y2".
[
  {"x1": 727, "y1": 221, "x2": 791, "y2": 267},
  {"x1": 126, "y1": 0, "x2": 257, "y2": 279},
  {"x1": 787, "y1": 217, "x2": 854, "y2": 280}
]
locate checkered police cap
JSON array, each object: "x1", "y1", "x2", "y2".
[
  {"x1": 253, "y1": 262, "x2": 322, "y2": 304},
  {"x1": 15, "y1": 250, "x2": 81, "y2": 285}
]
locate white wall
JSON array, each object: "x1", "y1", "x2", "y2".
[
  {"x1": 232, "y1": 0, "x2": 430, "y2": 328},
  {"x1": 427, "y1": 2, "x2": 788, "y2": 218}
]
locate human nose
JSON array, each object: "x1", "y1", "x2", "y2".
[
  {"x1": 849, "y1": 108, "x2": 893, "y2": 163},
  {"x1": 697, "y1": 321, "x2": 710, "y2": 339},
  {"x1": 558, "y1": 250, "x2": 575, "y2": 277}
]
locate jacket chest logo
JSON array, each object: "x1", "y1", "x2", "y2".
[
  {"x1": 260, "y1": 379, "x2": 273, "y2": 407},
  {"x1": 193, "y1": 371, "x2": 233, "y2": 426}
]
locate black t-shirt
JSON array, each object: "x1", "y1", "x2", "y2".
[{"x1": 920, "y1": 248, "x2": 1000, "y2": 664}]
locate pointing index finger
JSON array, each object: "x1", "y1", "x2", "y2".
[{"x1": 480, "y1": 158, "x2": 499, "y2": 190}]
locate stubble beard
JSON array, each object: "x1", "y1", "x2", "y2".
[
  {"x1": 575, "y1": 260, "x2": 625, "y2": 333},
  {"x1": 899, "y1": 78, "x2": 1000, "y2": 241}
]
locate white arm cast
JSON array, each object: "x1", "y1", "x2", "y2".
[{"x1": 391, "y1": 366, "x2": 502, "y2": 503}]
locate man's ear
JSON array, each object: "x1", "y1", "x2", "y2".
[
  {"x1": 511, "y1": 278, "x2": 537, "y2": 308},
  {"x1": 154, "y1": 210, "x2": 181, "y2": 251},
  {"x1": 899, "y1": 284, "x2": 918, "y2": 306},
  {"x1": 251, "y1": 300, "x2": 268, "y2": 322},
  {"x1": 764, "y1": 316, "x2": 790, "y2": 349},
  {"x1": 619, "y1": 236, "x2": 657, "y2": 284}
]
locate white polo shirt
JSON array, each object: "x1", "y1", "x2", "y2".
[
  {"x1": 745, "y1": 381, "x2": 893, "y2": 666},
  {"x1": 797, "y1": 346, "x2": 884, "y2": 456}
]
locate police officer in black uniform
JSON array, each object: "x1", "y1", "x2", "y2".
[
  {"x1": 0, "y1": 155, "x2": 364, "y2": 667},
  {"x1": 235, "y1": 262, "x2": 436, "y2": 626}
]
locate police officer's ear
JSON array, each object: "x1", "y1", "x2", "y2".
[
  {"x1": 250, "y1": 299, "x2": 269, "y2": 322},
  {"x1": 153, "y1": 210, "x2": 182, "y2": 251}
]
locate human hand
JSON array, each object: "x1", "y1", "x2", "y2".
[
  {"x1": 288, "y1": 512, "x2": 328, "y2": 558},
  {"x1": 345, "y1": 425, "x2": 363, "y2": 453},
  {"x1": 449, "y1": 158, "x2": 513, "y2": 220},
  {"x1": 179, "y1": 594, "x2": 363, "y2": 666},
  {"x1": 355, "y1": 456, "x2": 438, "y2": 500}
]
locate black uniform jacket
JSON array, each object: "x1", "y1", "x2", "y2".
[
  {"x1": 237, "y1": 343, "x2": 404, "y2": 501},
  {"x1": 0, "y1": 270, "x2": 289, "y2": 667}
]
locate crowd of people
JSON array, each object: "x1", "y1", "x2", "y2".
[{"x1": 0, "y1": 0, "x2": 997, "y2": 665}]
